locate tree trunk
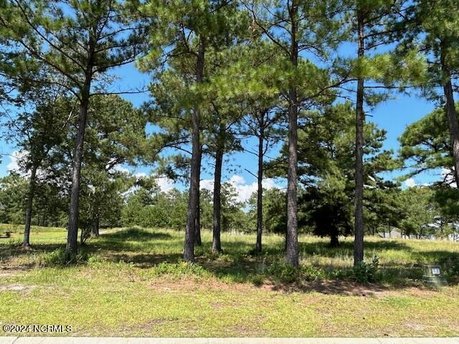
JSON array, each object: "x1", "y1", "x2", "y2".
[
  {"x1": 91, "y1": 214, "x2": 100, "y2": 237},
  {"x1": 354, "y1": 10, "x2": 365, "y2": 267},
  {"x1": 212, "y1": 147, "x2": 224, "y2": 253},
  {"x1": 440, "y1": 44, "x2": 459, "y2": 186},
  {"x1": 330, "y1": 233, "x2": 339, "y2": 248},
  {"x1": 23, "y1": 164, "x2": 37, "y2": 249},
  {"x1": 184, "y1": 112, "x2": 200, "y2": 261},
  {"x1": 195, "y1": 150, "x2": 202, "y2": 246},
  {"x1": 194, "y1": 144, "x2": 202, "y2": 246},
  {"x1": 66, "y1": 85, "x2": 90, "y2": 259},
  {"x1": 194, "y1": 203, "x2": 202, "y2": 246},
  {"x1": 184, "y1": 40, "x2": 205, "y2": 262},
  {"x1": 255, "y1": 120, "x2": 264, "y2": 253},
  {"x1": 285, "y1": 1, "x2": 299, "y2": 267}
]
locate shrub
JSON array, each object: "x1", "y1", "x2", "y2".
[
  {"x1": 267, "y1": 260, "x2": 299, "y2": 283},
  {"x1": 353, "y1": 256, "x2": 380, "y2": 284},
  {"x1": 301, "y1": 266, "x2": 327, "y2": 281},
  {"x1": 440, "y1": 255, "x2": 459, "y2": 283},
  {"x1": 150, "y1": 262, "x2": 210, "y2": 278},
  {"x1": 251, "y1": 274, "x2": 265, "y2": 286},
  {"x1": 41, "y1": 248, "x2": 89, "y2": 266}
]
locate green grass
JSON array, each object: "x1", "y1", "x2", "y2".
[{"x1": 0, "y1": 225, "x2": 458, "y2": 337}]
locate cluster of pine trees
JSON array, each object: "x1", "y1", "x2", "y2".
[{"x1": 0, "y1": 0, "x2": 459, "y2": 267}]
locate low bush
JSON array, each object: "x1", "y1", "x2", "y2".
[
  {"x1": 150, "y1": 261, "x2": 211, "y2": 278},
  {"x1": 266, "y1": 260, "x2": 300, "y2": 283},
  {"x1": 353, "y1": 256, "x2": 380, "y2": 284},
  {"x1": 41, "y1": 248, "x2": 89, "y2": 266}
]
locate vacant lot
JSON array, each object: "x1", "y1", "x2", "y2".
[{"x1": 0, "y1": 225, "x2": 458, "y2": 337}]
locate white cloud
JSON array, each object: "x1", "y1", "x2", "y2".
[
  {"x1": 123, "y1": 174, "x2": 175, "y2": 199},
  {"x1": 441, "y1": 168, "x2": 450, "y2": 178},
  {"x1": 7, "y1": 151, "x2": 22, "y2": 172},
  {"x1": 112, "y1": 164, "x2": 129, "y2": 174},
  {"x1": 6, "y1": 151, "x2": 37, "y2": 178},
  {"x1": 404, "y1": 178, "x2": 416, "y2": 188},
  {"x1": 229, "y1": 174, "x2": 245, "y2": 186},
  {"x1": 155, "y1": 176, "x2": 175, "y2": 193},
  {"x1": 261, "y1": 178, "x2": 279, "y2": 189},
  {"x1": 200, "y1": 179, "x2": 214, "y2": 191},
  {"x1": 201, "y1": 174, "x2": 281, "y2": 203},
  {"x1": 441, "y1": 168, "x2": 457, "y2": 187},
  {"x1": 228, "y1": 175, "x2": 257, "y2": 203}
]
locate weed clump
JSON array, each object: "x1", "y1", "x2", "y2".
[
  {"x1": 353, "y1": 256, "x2": 379, "y2": 284},
  {"x1": 150, "y1": 261, "x2": 211, "y2": 278},
  {"x1": 41, "y1": 247, "x2": 89, "y2": 266},
  {"x1": 440, "y1": 255, "x2": 459, "y2": 283},
  {"x1": 267, "y1": 260, "x2": 299, "y2": 283}
]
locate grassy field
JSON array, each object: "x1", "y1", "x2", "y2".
[{"x1": 0, "y1": 225, "x2": 458, "y2": 337}]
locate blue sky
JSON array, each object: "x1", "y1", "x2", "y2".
[
  {"x1": 0, "y1": 59, "x2": 441, "y2": 194},
  {"x1": 367, "y1": 92, "x2": 439, "y2": 186}
]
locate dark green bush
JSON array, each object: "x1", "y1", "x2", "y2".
[
  {"x1": 42, "y1": 248, "x2": 89, "y2": 266},
  {"x1": 267, "y1": 260, "x2": 299, "y2": 283},
  {"x1": 353, "y1": 256, "x2": 379, "y2": 284}
]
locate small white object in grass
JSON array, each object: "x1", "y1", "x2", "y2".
[{"x1": 431, "y1": 267, "x2": 441, "y2": 276}]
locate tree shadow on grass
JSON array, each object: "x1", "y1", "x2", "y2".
[
  {"x1": 84, "y1": 228, "x2": 182, "y2": 267},
  {"x1": 89, "y1": 238, "x2": 173, "y2": 253},
  {"x1": 196, "y1": 253, "x2": 459, "y2": 294},
  {"x1": 2, "y1": 227, "x2": 457, "y2": 293},
  {"x1": 299, "y1": 240, "x2": 413, "y2": 258},
  {"x1": 268, "y1": 279, "x2": 390, "y2": 295},
  {"x1": 102, "y1": 252, "x2": 183, "y2": 268},
  {"x1": 0, "y1": 243, "x2": 64, "y2": 272},
  {"x1": 416, "y1": 250, "x2": 459, "y2": 284},
  {"x1": 0, "y1": 227, "x2": 176, "y2": 270},
  {"x1": 189, "y1": 239, "x2": 459, "y2": 293},
  {"x1": 100, "y1": 227, "x2": 173, "y2": 241},
  {"x1": 81, "y1": 227, "x2": 178, "y2": 253},
  {"x1": 412, "y1": 249, "x2": 459, "y2": 263},
  {"x1": 0, "y1": 243, "x2": 62, "y2": 260}
]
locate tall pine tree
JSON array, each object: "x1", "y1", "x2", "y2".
[{"x1": 4, "y1": 0, "x2": 144, "y2": 259}]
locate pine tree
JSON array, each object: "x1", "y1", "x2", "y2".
[
  {"x1": 409, "y1": 0, "x2": 459, "y2": 185},
  {"x1": 344, "y1": 0, "x2": 422, "y2": 265},
  {"x1": 4, "y1": 0, "x2": 144, "y2": 259},
  {"x1": 141, "y1": 0, "x2": 248, "y2": 261},
  {"x1": 246, "y1": 0, "x2": 343, "y2": 266}
]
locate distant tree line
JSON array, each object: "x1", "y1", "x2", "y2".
[{"x1": 2, "y1": 166, "x2": 458, "y2": 243}]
